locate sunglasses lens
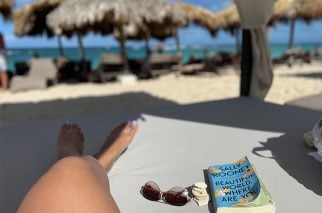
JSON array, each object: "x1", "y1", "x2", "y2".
[
  {"x1": 163, "y1": 187, "x2": 190, "y2": 206},
  {"x1": 141, "y1": 181, "x2": 161, "y2": 201}
]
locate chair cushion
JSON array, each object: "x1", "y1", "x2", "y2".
[{"x1": 285, "y1": 93, "x2": 322, "y2": 112}]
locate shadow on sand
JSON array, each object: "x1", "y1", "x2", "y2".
[
  {"x1": 0, "y1": 92, "x2": 177, "y2": 125},
  {"x1": 281, "y1": 71, "x2": 322, "y2": 79}
]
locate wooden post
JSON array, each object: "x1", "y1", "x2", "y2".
[
  {"x1": 118, "y1": 25, "x2": 129, "y2": 72},
  {"x1": 235, "y1": 29, "x2": 241, "y2": 54},
  {"x1": 57, "y1": 35, "x2": 64, "y2": 57},
  {"x1": 174, "y1": 28, "x2": 180, "y2": 56},
  {"x1": 240, "y1": 29, "x2": 253, "y2": 97},
  {"x1": 77, "y1": 33, "x2": 85, "y2": 61},
  {"x1": 288, "y1": 19, "x2": 295, "y2": 49},
  {"x1": 144, "y1": 38, "x2": 150, "y2": 56}
]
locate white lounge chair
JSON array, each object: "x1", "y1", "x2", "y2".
[{"x1": 10, "y1": 58, "x2": 58, "y2": 92}]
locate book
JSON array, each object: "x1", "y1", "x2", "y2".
[{"x1": 207, "y1": 157, "x2": 275, "y2": 213}]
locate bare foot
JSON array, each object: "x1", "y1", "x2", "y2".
[
  {"x1": 95, "y1": 121, "x2": 139, "y2": 170},
  {"x1": 57, "y1": 124, "x2": 85, "y2": 159}
]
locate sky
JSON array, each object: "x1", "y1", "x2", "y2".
[{"x1": 0, "y1": 0, "x2": 321, "y2": 48}]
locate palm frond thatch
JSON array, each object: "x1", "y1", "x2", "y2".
[
  {"x1": 216, "y1": 4, "x2": 240, "y2": 32},
  {"x1": 13, "y1": 0, "x2": 64, "y2": 37},
  {"x1": 173, "y1": 2, "x2": 225, "y2": 36},
  {"x1": 272, "y1": 0, "x2": 322, "y2": 49},
  {"x1": 47, "y1": 0, "x2": 187, "y2": 71},
  {"x1": 0, "y1": 0, "x2": 13, "y2": 19},
  {"x1": 113, "y1": 21, "x2": 176, "y2": 41},
  {"x1": 272, "y1": 0, "x2": 322, "y2": 21},
  {"x1": 47, "y1": 0, "x2": 186, "y2": 38}
]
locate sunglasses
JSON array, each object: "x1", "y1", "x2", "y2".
[{"x1": 140, "y1": 181, "x2": 191, "y2": 206}]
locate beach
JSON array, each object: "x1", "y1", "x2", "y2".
[{"x1": 1, "y1": 62, "x2": 322, "y2": 125}]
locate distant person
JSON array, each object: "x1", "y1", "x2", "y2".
[
  {"x1": 203, "y1": 49, "x2": 208, "y2": 58},
  {"x1": 313, "y1": 46, "x2": 322, "y2": 57},
  {"x1": 56, "y1": 56, "x2": 69, "y2": 69},
  {"x1": 33, "y1": 52, "x2": 40, "y2": 58},
  {"x1": 188, "y1": 54, "x2": 198, "y2": 64},
  {"x1": 0, "y1": 32, "x2": 9, "y2": 91},
  {"x1": 18, "y1": 121, "x2": 139, "y2": 213},
  {"x1": 156, "y1": 44, "x2": 164, "y2": 54},
  {"x1": 139, "y1": 48, "x2": 153, "y2": 78}
]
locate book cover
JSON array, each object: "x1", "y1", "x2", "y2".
[{"x1": 207, "y1": 157, "x2": 275, "y2": 213}]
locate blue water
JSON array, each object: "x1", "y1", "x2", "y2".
[{"x1": 6, "y1": 43, "x2": 321, "y2": 73}]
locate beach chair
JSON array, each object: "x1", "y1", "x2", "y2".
[
  {"x1": 142, "y1": 54, "x2": 181, "y2": 78},
  {"x1": 273, "y1": 48, "x2": 311, "y2": 67},
  {"x1": 14, "y1": 61, "x2": 29, "y2": 76},
  {"x1": 96, "y1": 54, "x2": 124, "y2": 82},
  {"x1": 10, "y1": 58, "x2": 58, "y2": 92},
  {"x1": 76, "y1": 60, "x2": 92, "y2": 82}
]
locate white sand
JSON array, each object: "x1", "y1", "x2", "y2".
[{"x1": 1, "y1": 62, "x2": 322, "y2": 124}]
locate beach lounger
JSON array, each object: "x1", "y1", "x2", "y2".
[
  {"x1": 10, "y1": 58, "x2": 58, "y2": 92},
  {"x1": 142, "y1": 54, "x2": 181, "y2": 78},
  {"x1": 285, "y1": 92, "x2": 322, "y2": 112},
  {"x1": 14, "y1": 61, "x2": 29, "y2": 76},
  {"x1": 96, "y1": 54, "x2": 124, "y2": 82},
  {"x1": 76, "y1": 60, "x2": 91, "y2": 82},
  {"x1": 273, "y1": 48, "x2": 311, "y2": 67}
]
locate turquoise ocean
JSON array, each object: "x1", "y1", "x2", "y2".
[{"x1": 6, "y1": 43, "x2": 321, "y2": 73}]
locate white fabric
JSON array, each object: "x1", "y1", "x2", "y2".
[
  {"x1": 234, "y1": 0, "x2": 275, "y2": 29},
  {"x1": 234, "y1": 0, "x2": 275, "y2": 99},
  {"x1": 249, "y1": 26, "x2": 273, "y2": 99}
]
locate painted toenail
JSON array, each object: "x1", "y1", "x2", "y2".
[{"x1": 131, "y1": 120, "x2": 138, "y2": 126}]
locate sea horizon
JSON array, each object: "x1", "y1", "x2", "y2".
[{"x1": 6, "y1": 42, "x2": 322, "y2": 72}]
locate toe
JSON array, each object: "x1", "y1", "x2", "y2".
[
  {"x1": 111, "y1": 122, "x2": 128, "y2": 135},
  {"x1": 61, "y1": 124, "x2": 71, "y2": 133},
  {"x1": 121, "y1": 121, "x2": 132, "y2": 134},
  {"x1": 80, "y1": 132, "x2": 85, "y2": 142},
  {"x1": 129, "y1": 122, "x2": 139, "y2": 136},
  {"x1": 71, "y1": 124, "x2": 78, "y2": 131}
]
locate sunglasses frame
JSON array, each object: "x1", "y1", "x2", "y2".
[{"x1": 140, "y1": 181, "x2": 191, "y2": 206}]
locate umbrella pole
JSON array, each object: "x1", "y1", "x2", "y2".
[
  {"x1": 57, "y1": 35, "x2": 64, "y2": 57},
  {"x1": 240, "y1": 29, "x2": 253, "y2": 97},
  {"x1": 144, "y1": 38, "x2": 150, "y2": 56},
  {"x1": 288, "y1": 19, "x2": 295, "y2": 49},
  {"x1": 236, "y1": 29, "x2": 241, "y2": 54},
  {"x1": 77, "y1": 33, "x2": 85, "y2": 61},
  {"x1": 174, "y1": 28, "x2": 180, "y2": 56},
  {"x1": 118, "y1": 26, "x2": 129, "y2": 72}
]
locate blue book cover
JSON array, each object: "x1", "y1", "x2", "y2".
[{"x1": 208, "y1": 157, "x2": 261, "y2": 207}]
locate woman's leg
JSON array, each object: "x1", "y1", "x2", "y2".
[
  {"x1": 0, "y1": 71, "x2": 9, "y2": 90},
  {"x1": 18, "y1": 121, "x2": 138, "y2": 213}
]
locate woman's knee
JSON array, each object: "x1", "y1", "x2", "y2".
[{"x1": 51, "y1": 156, "x2": 94, "y2": 177}]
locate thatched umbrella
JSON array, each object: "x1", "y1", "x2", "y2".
[
  {"x1": 13, "y1": 0, "x2": 66, "y2": 56},
  {"x1": 47, "y1": 0, "x2": 186, "y2": 72},
  {"x1": 216, "y1": 5, "x2": 241, "y2": 53},
  {"x1": 114, "y1": 2, "x2": 225, "y2": 56},
  {"x1": 173, "y1": 2, "x2": 226, "y2": 36},
  {"x1": 113, "y1": 21, "x2": 177, "y2": 56},
  {"x1": 173, "y1": 2, "x2": 229, "y2": 57},
  {"x1": 272, "y1": 0, "x2": 322, "y2": 49},
  {"x1": 0, "y1": 0, "x2": 12, "y2": 19}
]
